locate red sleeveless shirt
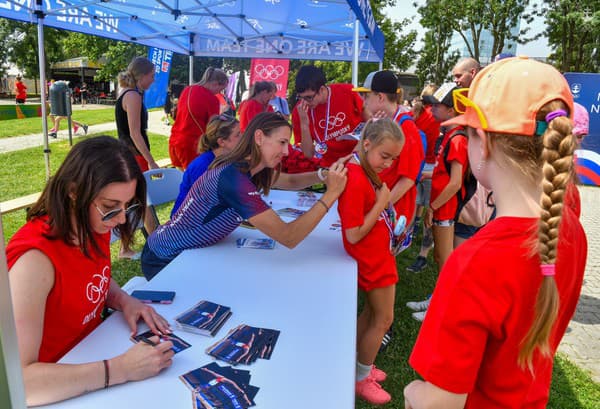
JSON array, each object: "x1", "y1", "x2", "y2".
[{"x1": 6, "y1": 216, "x2": 111, "y2": 362}]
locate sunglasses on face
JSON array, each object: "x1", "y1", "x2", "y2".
[
  {"x1": 94, "y1": 202, "x2": 141, "y2": 222},
  {"x1": 452, "y1": 88, "x2": 489, "y2": 129}
]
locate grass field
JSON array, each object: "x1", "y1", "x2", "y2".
[
  {"x1": 1, "y1": 131, "x2": 598, "y2": 408},
  {"x1": 0, "y1": 108, "x2": 116, "y2": 139}
]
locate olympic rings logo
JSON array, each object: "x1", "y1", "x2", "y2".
[
  {"x1": 319, "y1": 112, "x2": 346, "y2": 130},
  {"x1": 254, "y1": 64, "x2": 285, "y2": 80},
  {"x1": 86, "y1": 266, "x2": 109, "y2": 304}
]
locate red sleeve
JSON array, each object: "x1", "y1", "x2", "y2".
[
  {"x1": 239, "y1": 100, "x2": 266, "y2": 132},
  {"x1": 446, "y1": 133, "x2": 468, "y2": 169},
  {"x1": 398, "y1": 120, "x2": 425, "y2": 181},
  {"x1": 338, "y1": 165, "x2": 368, "y2": 230},
  {"x1": 291, "y1": 105, "x2": 303, "y2": 144}
]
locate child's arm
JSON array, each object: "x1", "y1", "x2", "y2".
[
  {"x1": 389, "y1": 176, "x2": 414, "y2": 205},
  {"x1": 344, "y1": 183, "x2": 390, "y2": 245},
  {"x1": 404, "y1": 380, "x2": 467, "y2": 409}
]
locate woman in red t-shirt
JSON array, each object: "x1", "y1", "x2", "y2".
[
  {"x1": 169, "y1": 67, "x2": 229, "y2": 169},
  {"x1": 405, "y1": 58, "x2": 587, "y2": 408},
  {"x1": 238, "y1": 81, "x2": 276, "y2": 132},
  {"x1": 6, "y1": 137, "x2": 174, "y2": 406},
  {"x1": 337, "y1": 118, "x2": 404, "y2": 405}
]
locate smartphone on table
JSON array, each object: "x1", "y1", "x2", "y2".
[{"x1": 130, "y1": 290, "x2": 176, "y2": 304}]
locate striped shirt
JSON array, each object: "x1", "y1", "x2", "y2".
[{"x1": 148, "y1": 163, "x2": 270, "y2": 258}]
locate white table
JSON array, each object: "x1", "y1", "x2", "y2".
[{"x1": 43, "y1": 190, "x2": 357, "y2": 409}]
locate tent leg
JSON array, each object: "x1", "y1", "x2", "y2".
[
  {"x1": 352, "y1": 19, "x2": 359, "y2": 87},
  {"x1": 36, "y1": 2, "x2": 50, "y2": 180},
  {"x1": 189, "y1": 55, "x2": 194, "y2": 85}
]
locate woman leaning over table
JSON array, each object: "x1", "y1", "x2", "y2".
[
  {"x1": 141, "y1": 112, "x2": 348, "y2": 279},
  {"x1": 6, "y1": 137, "x2": 174, "y2": 406}
]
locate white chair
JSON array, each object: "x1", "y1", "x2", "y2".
[{"x1": 143, "y1": 168, "x2": 184, "y2": 228}]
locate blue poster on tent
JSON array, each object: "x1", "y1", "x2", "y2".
[
  {"x1": 564, "y1": 73, "x2": 600, "y2": 186},
  {"x1": 144, "y1": 48, "x2": 173, "y2": 109}
]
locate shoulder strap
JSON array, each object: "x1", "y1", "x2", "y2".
[
  {"x1": 442, "y1": 129, "x2": 467, "y2": 176},
  {"x1": 187, "y1": 85, "x2": 205, "y2": 135}
]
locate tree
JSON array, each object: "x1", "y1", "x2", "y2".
[
  {"x1": 543, "y1": 0, "x2": 599, "y2": 73},
  {"x1": 416, "y1": 0, "x2": 540, "y2": 64},
  {"x1": 0, "y1": 20, "x2": 67, "y2": 93}
]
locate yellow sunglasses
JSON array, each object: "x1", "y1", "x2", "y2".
[{"x1": 452, "y1": 88, "x2": 489, "y2": 129}]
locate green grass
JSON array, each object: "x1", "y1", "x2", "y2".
[
  {"x1": 0, "y1": 131, "x2": 598, "y2": 408},
  {"x1": 0, "y1": 108, "x2": 116, "y2": 138}
]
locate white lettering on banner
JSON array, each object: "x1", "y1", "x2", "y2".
[
  {"x1": 592, "y1": 104, "x2": 599, "y2": 114},
  {"x1": 54, "y1": 1, "x2": 118, "y2": 33},
  {"x1": 0, "y1": 0, "x2": 28, "y2": 12},
  {"x1": 597, "y1": 91, "x2": 600, "y2": 102},
  {"x1": 202, "y1": 38, "x2": 363, "y2": 58},
  {"x1": 356, "y1": 0, "x2": 376, "y2": 34}
]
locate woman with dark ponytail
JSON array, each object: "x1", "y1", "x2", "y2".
[{"x1": 404, "y1": 57, "x2": 587, "y2": 408}]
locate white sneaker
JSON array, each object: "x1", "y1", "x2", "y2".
[
  {"x1": 412, "y1": 310, "x2": 427, "y2": 322},
  {"x1": 406, "y1": 297, "x2": 430, "y2": 311}
]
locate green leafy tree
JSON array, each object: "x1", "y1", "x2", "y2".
[
  {"x1": 416, "y1": 0, "x2": 539, "y2": 63},
  {"x1": 543, "y1": 0, "x2": 599, "y2": 72},
  {"x1": 0, "y1": 20, "x2": 67, "y2": 93}
]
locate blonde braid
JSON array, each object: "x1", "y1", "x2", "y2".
[{"x1": 518, "y1": 101, "x2": 576, "y2": 370}]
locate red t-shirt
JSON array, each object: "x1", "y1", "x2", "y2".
[
  {"x1": 337, "y1": 163, "x2": 398, "y2": 292},
  {"x1": 170, "y1": 85, "x2": 219, "y2": 147},
  {"x1": 380, "y1": 112, "x2": 425, "y2": 222},
  {"x1": 430, "y1": 126, "x2": 468, "y2": 220},
  {"x1": 15, "y1": 81, "x2": 27, "y2": 100},
  {"x1": 239, "y1": 99, "x2": 274, "y2": 132},
  {"x1": 292, "y1": 83, "x2": 364, "y2": 167},
  {"x1": 414, "y1": 106, "x2": 440, "y2": 164},
  {"x1": 564, "y1": 181, "x2": 581, "y2": 218},
  {"x1": 6, "y1": 216, "x2": 111, "y2": 363},
  {"x1": 409, "y1": 212, "x2": 587, "y2": 408}
]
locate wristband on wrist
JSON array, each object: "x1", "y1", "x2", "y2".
[
  {"x1": 316, "y1": 199, "x2": 330, "y2": 212},
  {"x1": 317, "y1": 167, "x2": 327, "y2": 182},
  {"x1": 103, "y1": 359, "x2": 110, "y2": 389}
]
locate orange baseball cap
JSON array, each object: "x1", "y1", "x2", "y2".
[{"x1": 443, "y1": 56, "x2": 574, "y2": 136}]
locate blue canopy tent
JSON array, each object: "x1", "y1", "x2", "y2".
[
  {"x1": 0, "y1": 2, "x2": 384, "y2": 406},
  {"x1": 1, "y1": 0, "x2": 384, "y2": 178}
]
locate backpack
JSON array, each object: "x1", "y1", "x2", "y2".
[
  {"x1": 442, "y1": 129, "x2": 495, "y2": 227},
  {"x1": 398, "y1": 114, "x2": 427, "y2": 183}
]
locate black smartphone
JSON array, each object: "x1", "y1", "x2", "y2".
[{"x1": 131, "y1": 290, "x2": 176, "y2": 304}]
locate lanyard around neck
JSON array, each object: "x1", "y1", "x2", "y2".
[{"x1": 310, "y1": 86, "x2": 331, "y2": 143}]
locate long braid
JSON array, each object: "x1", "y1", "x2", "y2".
[{"x1": 518, "y1": 101, "x2": 576, "y2": 370}]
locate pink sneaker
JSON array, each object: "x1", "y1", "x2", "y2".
[
  {"x1": 356, "y1": 375, "x2": 391, "y2": 405},
  {"x1": 371, "y1": 365, "x2": 387, "y2": 382},
  {"x1": 73, "y1": 124, "x2": 79, "y2": 134}
]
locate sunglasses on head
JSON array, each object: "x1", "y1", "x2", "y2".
[
  {"x1": 452, "y1": 88, "x2": 489, "y2": 129},
  {"x1": 217, "y1": 113, "x2": 236, "y2": 122},
  {"x1": 94, "y1": 202, "x2": 141, "y2": 222}
]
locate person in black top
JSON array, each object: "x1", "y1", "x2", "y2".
[{"x1": 116, "y1": 57, "x2": 158, "y2": 171}]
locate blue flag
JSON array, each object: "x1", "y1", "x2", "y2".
[{"x1": 144, "y1": 48, "x2": 173, "y2": 109}]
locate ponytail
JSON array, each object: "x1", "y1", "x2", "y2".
[{"x1": 517, "y1": 100, "x2": 576, "y2": 370}]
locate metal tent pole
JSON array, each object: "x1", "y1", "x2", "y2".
[
  {"x1": 352, "y1": 19, "x2": 359, "y2": 87},
  {"x1": 35, "y1": 0, "x2": 50, "y2": 180}
]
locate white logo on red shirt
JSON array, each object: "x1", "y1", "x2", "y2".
[
  {"x1": 319, "y1": 112, "x2": 346, "y2": 130},
  {"x1": 86, "y1": 265, "x2": 109, "y2": 304}
]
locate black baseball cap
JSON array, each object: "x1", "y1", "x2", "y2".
[{"x1": 353, "y1": 70, "x2": 400, "y2": 94}]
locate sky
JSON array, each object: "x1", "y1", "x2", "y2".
[{"x1": 383, "y1": 1, "x2": 550, "y2": 58}]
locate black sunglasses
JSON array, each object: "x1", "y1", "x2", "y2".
[{"x1": 94, "y1": 202, "x2": 141, "y2": 222}]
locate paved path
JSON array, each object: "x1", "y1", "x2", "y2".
[
  {"x1": 0, "y1": 112, "x2": 598, "y2": 383},
  {"x1": 0, "y1": 105, "x2": 170, "y2": 154},
  {"x1": 558, "y1": 186, "x2": 600, "y2": 383}
]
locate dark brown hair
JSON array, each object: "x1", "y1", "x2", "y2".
[
  {"x1": 27, "y1": 136, "x2": 146, "y2": 258},
  {"x1": 211, "y1": 112, "x2": 291, "y2": 195}
]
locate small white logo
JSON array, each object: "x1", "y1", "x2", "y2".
[
  {"x1": 319, "y1": 112, "x2": 347, "y2": 130},
  {"x1": 254, "y1": 64, "x2": 285, "y2": 80},
  {"x1": 86, "y1": 266, "x2": 109, "y2": 304},
  {"x1": 570, "y1": 83, "x2": 582, "y2": 95}
]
